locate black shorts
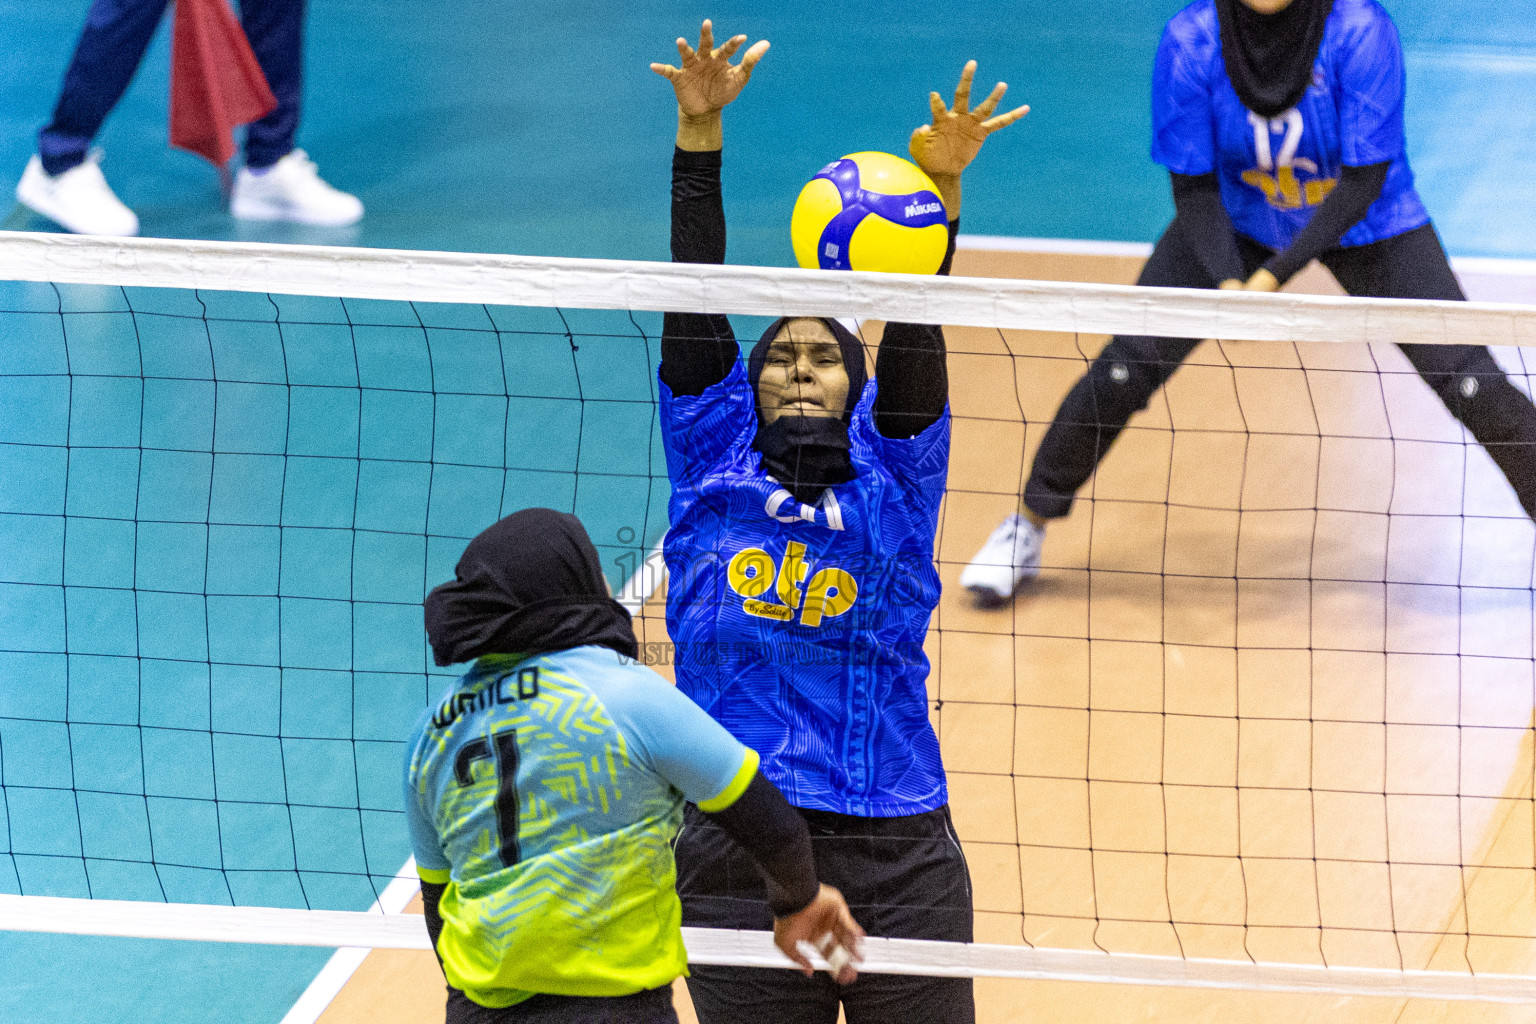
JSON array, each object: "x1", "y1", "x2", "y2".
[
  {"x1": 676, "y1": 803, "x2": 975, "y2": 1024},
  {"x1": 444, "y1": 985, "x2": 677, "y2": 1024}
]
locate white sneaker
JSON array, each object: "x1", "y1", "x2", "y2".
[
  {"x1": 959, "y1": 513, "x2": 1044, "y2": 606},
  {"x1": 231, "y1": 149, "x2": 363, "y2": 226},
  {"x1": 16, "y1": 153, "x2": 138, "y2": 236}
]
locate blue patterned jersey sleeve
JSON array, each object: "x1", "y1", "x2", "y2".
[
  {"x1": 659, "y1": 361, "x2": 757, "y2": 489},
  {"x1": 1337, "y1": 4, "x2": 1406, "y2": 166},
  {"x1": 402, "y1": 710, "x2": 450, "y2": 877},
  {"x1": 866, "y1": 402, "x2": 952, "y2": 515},
  {"x1": 1151, "y1": 16, "x2": 1217, "y2": 176}
]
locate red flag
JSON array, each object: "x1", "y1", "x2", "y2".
[{"x1": 169, "y1": 0, "x2": 277, "y2": 168}]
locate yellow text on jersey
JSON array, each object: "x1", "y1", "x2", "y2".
[{"x1": 726, "y1": 541, "x2": 858, "y2": 626}]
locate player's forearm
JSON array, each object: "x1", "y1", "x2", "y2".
[
  {"x1": 930, "y1": 171, "x2": 961, "y2": 221},
  {"x1": 702, "y1": 770, "x2": 819, "y2": 916},
  {"x1": 1169, "y1": 172, "x2": 1244, "y2": 285},
  {"x1": 671, "y1": 147, "x2": 726, "y2": 265},
  {"x1": 872, "y1": 221, "x2": 957, "y2": 437},
  {"x1": 1262, "y1": 160, "x2": 1389, "y2": 285},
  {"x1": 419, "y1": 880, "x2": 448, "y2": 979},
  {"x1": 661, "y1": 146, "x2": 740, "y2": 395}
]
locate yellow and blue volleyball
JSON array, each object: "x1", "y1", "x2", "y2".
[{"x1": 791, "y1": 152, "x2": 949, "y2": 275}]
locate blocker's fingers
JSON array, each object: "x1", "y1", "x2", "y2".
[
  {"x1": 953, "y1": 60, "x2": 977, "y2": 113},
  {"x1": 974, "y1": 81, "x2": 1007, "y2": 118},
  {"x1": 675, "y1": 37, "x2": 694, "y2": 63},
  {"x1": 739, "y1": 39, "x2": 770, "y2": 75},
  {"x1": 784, "y1": 943, "x2": 815, "y2": 977},
  {"x1": 698, "y1": 19, "x2": 715, "y2": 55},
  {"x1": 982, "y1": 103, "x2": 1030, "y2": 132},
  {"x1": 649, "y1": 62, "x2": 680, "y2": 79},
  {"x1": 929, "y1": 91, "x2": 948, "y2": 122},
  {"x1": 718, "y1": 34, "x2": 747, "y2": 60}
]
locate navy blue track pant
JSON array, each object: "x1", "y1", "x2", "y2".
[{"x1": 39, "y1": 0, "x2": 305, "y2": 175}]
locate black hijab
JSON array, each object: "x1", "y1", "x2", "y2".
[
  {"x1": 1215, "y1": 0, "x2": 1334, "y2": 118},
  {"x1": 423, "y1": 508, "x2": 638, "y2": 667},
  {"x1": 747, "y1": 317, "x2": 869, "y2": 504}
]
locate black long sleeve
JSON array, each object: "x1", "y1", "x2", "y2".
[
  {"x1": 420, "y1": 879, "x2": 448, "y2": 978},
  {"x1": 1262, "y1": 160, "x2": 1390, "y2": 285},
  {"x1": 871, "y1": 220, "x2": 959, "y2": 439},
  {"x1": 660, "y1": 147, "x2": 740, "y2": 397},
  {"x1": 1170, "y1": 172, "x2": 1245, "y2": 285},
  {"x1": 701, "y1": 769, "x2": 819, "y2": 917}
]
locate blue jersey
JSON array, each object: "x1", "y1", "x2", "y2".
[
  {"x1": 1151, "y1": 0, "x2": 1429, "y2": 251},
  {"x1": 660, "y1": 363, "x2": 949, "y2": 817},
  {"x1": 403, "y1": 646, "x2": 756, "y2": 1008}
]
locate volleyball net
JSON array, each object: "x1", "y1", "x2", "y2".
[{"x1": 3, "y1": 231, "x2": 1536, "y2": 1003}]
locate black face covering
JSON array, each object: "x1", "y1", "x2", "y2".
[
  {"x1": 748, "y1": 317, "x2": 868, "y2": 504},
  {"x1": 423, "y1": 508, "x2": 638, "y2": 667},
  {"x1": 1215, "y1": 0, "x2": 1333, "y2": 118}
]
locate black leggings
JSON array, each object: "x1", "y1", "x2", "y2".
[
  {"x1": 677, "y1": 804, "x2": 974, "y2": 1024},
  {"x1": 1023, "y1": 221, "x2": 1536, "y2": 520}
]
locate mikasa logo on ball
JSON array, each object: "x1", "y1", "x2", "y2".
[{"x1": 792, "y1": 152, "x2": 951, "y2": 274}]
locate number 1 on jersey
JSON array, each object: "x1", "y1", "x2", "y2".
[{"x1": 454, "y1": 729, "x2": 522, "y2": 868}]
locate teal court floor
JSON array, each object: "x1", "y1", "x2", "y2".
[{"x1": 1, "y1": 2, "x2": 1534, "y2": 1022}]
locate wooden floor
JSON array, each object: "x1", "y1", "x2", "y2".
[{"x1": 318, "y1": 249, "x2": 1536, "y2": 1024}]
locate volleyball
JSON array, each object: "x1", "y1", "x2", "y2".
[{"x1": 791, "y1": 151, "x2": 949, "y2": 275}]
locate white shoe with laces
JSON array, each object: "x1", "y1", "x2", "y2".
[
  {"x1": 959, "y1": 513, "x2": 1044, "y2": 606},
  {"x1": 16, "y1": 153, "x2": 139, "y2": 236},
  {"x1": 230, "y1": 149, "x2": 363, "y2": 226}
]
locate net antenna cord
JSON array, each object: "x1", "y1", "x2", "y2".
[
  {"x1": 0, "y1": 230, "x2": 1534, "y2": 347},
  {"x1": 4, "y1": 893, "x2": 1536, "y2": 1003}
]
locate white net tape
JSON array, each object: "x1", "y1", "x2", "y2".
[
  {"x1": 1, "y1": 230, "x2": 1534, "y2": 346},
  {"x1": 4, "y1": 894, "x2": 1536, "y2": 1002}
]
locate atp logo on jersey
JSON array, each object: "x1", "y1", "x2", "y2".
[
  {"x1": 1241, "y1": 109, "x2": 1337, "y2": 210},
  {"x1": 726, "y1": 542, "x2": 858, "y2": 627}
]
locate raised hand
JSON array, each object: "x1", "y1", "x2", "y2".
[
  {"x1": 909, "y1": 61, "x2": 1029, "y2": 180},
  {"x1": 651, "y1": 19, "x2": 770, "y2": 119}
]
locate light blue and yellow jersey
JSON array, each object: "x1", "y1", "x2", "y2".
[{"x1": 402, "y1": 644, "x2": 757, "y2": 1008}]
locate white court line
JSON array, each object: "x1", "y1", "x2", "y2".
[
  {"x1": 616, "y1": 537, "x2": 668, "y2": 616},
  {"x1": 956, "y1": 233, "x2": 1536, "y2": 274},
  {"x1": 277, "y1": 537, "x2": 671, "y2": 1024},
  {"x1": 956, "y1": 233, "x2": 1536, "y2": 303},
  {"x1": 957, "y1": 234, "x2": 1154, "y2": 257},
  {"x1": 277, "y1": 859, "x2": 422, "y2": 1024}
]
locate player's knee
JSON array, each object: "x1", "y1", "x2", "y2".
[
  {"x1": 1086, "y1": 337, "x2": 1163, "y2": 418},
  {"x1": 1436, "y1": 371, "x2": 1532, "y2": 444}
]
